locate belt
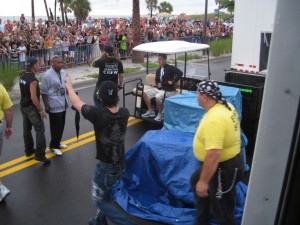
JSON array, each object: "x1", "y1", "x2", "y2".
[{"x1": 218, "y1": 152, "x2": 243, "y2": 169}]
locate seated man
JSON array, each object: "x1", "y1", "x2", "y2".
[{"x1": 142, "y1": 54, "x2": 183, "y2": 122}]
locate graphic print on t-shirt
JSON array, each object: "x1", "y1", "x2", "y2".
[{"x1": 103, "y1": 63, "x2": 119, "y2": 75}]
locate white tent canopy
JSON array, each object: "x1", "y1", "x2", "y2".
[{"x1": 133, "y1": 41, "x2": 209, "y2": 54}]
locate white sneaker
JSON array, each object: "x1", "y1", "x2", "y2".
[
  {"x1": 59, "y1": 144, "x2": 68, "y2": 149},
  {"x1": 142, "y1": 111, "x2": 156, "y2": 118},
  {"x1": 0, "y1": 185, "x2": 11, "y2": 202},
  {"x1": 50, "y1": 148, "x2": 63, "y2": 156},
  {"x1": 154, "y1": 113, "x2": 164, "y2": 122}
]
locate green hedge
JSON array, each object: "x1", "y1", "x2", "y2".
[
  {"x1": 210, "y1": 38, "x2": 232, "y2": 57},
  {"x1": 0, "y1": 66, "x2": 21, "y2": 91},
  {"x1": 189, "y1": 13, "x2": 233, "y2": 21}
]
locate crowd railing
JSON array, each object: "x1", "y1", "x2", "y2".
[{"x1": 1, "y1": 35, "x2": 215, "y2": 73}]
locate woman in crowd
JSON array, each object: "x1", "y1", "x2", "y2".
[
  {"x1": 29, "y1": 36, "x2": 37, "y2": 59},
  {"x1": 126, "y1": 29, "x2": 133, "y2": 56},
  {"x1": 61, "y1": 35, "x2": 70, "y2": 67},
  {"x1": 44, "y1": 35, "x2": 54, "y2": 68},
  {"x1": 85, "y1": 31, "x2": 94, "y2": 63},
  {"x1": 1, "y1": 41, "x2": 11, "y2": 71},
  {"x1": 92, "y1": 30, "x2": 101, "y2": 60},
  {"x1": 99, "y1": 29, "x2": 108, "y2": 50},
  {"x1": 35, "y1": 32, "x2": 44, "y2": 67},
  {"x1": 68, "y1": 35, "x2": 76, "y2": 67}
]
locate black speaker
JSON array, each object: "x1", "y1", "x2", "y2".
[{"x1": 221, "y1": 71, "x2": 266, "y2": 156}]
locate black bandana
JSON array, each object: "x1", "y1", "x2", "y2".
[{"x1": 197, "y1": 80, "x2": 231, "y2": 110}]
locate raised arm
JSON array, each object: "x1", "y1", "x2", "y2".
[{"x1": 65, "y1": 75, "x2": 85, "y2": 112}]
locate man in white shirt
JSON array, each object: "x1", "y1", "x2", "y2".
[
  {"x1": 86, "y1": 16, "x2": 94, "y2": 28},
  {"x1": 18, "y1": 41, "x2": 27, "y2": 69},
  {"x1": 0, "y1": 19, "x2": 5, "y2": 33}
]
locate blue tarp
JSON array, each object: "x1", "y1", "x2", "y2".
[
  {"x1": 163, "y1": 86, "x2": 249, "y2": 172},
  {"x1": 164, "y1": 86, "x2": 242, "y2": 133},
  {"x1": 113, "y1": 130, "x2": 248, "y2": 225}
]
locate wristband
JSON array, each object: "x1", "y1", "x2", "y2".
[
  {"x1": 38, "y1": 108, "x2": 43, "y2": 112},
  {"x1": 118, "y1": 85, "x2": 123, "y2": 89}
]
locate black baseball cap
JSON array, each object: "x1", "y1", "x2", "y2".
[
  {"x1": 104, "y1": 46, "x2": 114, "y2": 54},
  {"x1": 100, "y1": 81, "x2": 118, "y2": 97}
]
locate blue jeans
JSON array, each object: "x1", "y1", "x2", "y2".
[
  {"x1": 90, "y1": 161, "x2": 137, "y2": 225},
  {"x1": 86, "y1": 44, "x2": 92, "y2": 60},
  {"x1": 93, "y1": 88, "x2": 101, "y2": 107}
]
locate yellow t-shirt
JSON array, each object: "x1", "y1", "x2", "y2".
[
  {"x1": 193, "y1": 103, "x2": 241, "y2": 162},
  {"x1": 0, "y1": 84, "x2": 13, "y2": 120}
]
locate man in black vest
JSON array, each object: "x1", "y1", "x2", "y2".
[{"x1": 19, "y1": 57, "x2": 50, "y2": 164}]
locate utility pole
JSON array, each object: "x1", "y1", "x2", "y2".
[
  {"x1": 31, "y1": 0, "x2": 35, "y2": 23},
  {"x1": 54, "y1": 0, "x2": 57, "y2": 21},
  {"x1": 203, "y1": 0, "x2": 208, "y2": 44}
]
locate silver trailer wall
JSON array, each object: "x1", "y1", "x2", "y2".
[{"x1": 242, "y1": 0, "x2": 300, "y2": 224}]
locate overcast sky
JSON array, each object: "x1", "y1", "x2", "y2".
[{"x1": 0, "y1": 0, "x2": 218, "y2": 17}]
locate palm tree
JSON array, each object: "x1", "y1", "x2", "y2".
[
  {"x1": 56, "y1": 0, "x2": 72, "y2": 26},
  {"x1": 215, "y1": 0, "x2": 235, "y2": 14},
  {"x1": 70, "y1": 0, "x2": 91, "y2": 25},
  {"x1": 59, "y1": 0, "x2": 65, "y2": 25},
  {"x1": 62, "y1": 0, "x2": 73, "y2": 25},
  {"x1": 43, "y1": 0, "x2": 50, "y2": 18},
  {"x1": 132, "y1": 0, "x2": 144, "y2": 63},
  {"x1": 158, "y1": 1, "x2": 173, "y2": 14},
  {"x1": 54, "y1": 0, "x2": 57, "y2": 20},
  {"x1": 145, "y1": 0, "x2": 158, "y2": 18},
  {"x1": 31, "y1": 0, "x2": 35, "y2": 23}
]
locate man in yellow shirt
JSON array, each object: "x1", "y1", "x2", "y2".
[
  {"x1": 190, "y1": 80, "x2": 244, "y2": 225},
  {"x1": 0, "y1": 84, "x2": 13, "y2": 202}
]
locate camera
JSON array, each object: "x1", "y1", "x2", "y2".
[{"x1": 59, "y1": 87, "x2": 66, "y2": 96}]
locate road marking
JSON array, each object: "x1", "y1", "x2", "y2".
[
  {"x1": 0, "y1": 117, "x2": 142, "y2": 178},
  {"x1": 0, "y1": 130, "x2": 95, "y2": 170}
]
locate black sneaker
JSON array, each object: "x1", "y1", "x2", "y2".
[
  {"x1": 25, "y1": 152, "x2": 34, "y2": 157},
  {"x1": 34, "y1": 156, "x2": 51, "y2": 164},
  {"x1": 88, "y1": 217, "x2": 108, "y2": 225},
  {"x1": 25, "y1": 149, "x2": 35, "y2": 157}
]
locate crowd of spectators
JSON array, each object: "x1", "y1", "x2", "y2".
[{"x1": 0, "y1": 14, "x2": 233, "y2": 71}]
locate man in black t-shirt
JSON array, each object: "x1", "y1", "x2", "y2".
[
  {"x1": 65, "y1": 78, "x2": 137, "y2": 225},
  {"x1": 92, "y1": 45, "x2": 124, "y2": 107},
  {"x1": 19, "y1": 58, "x2": 49, "y2": 164}
]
